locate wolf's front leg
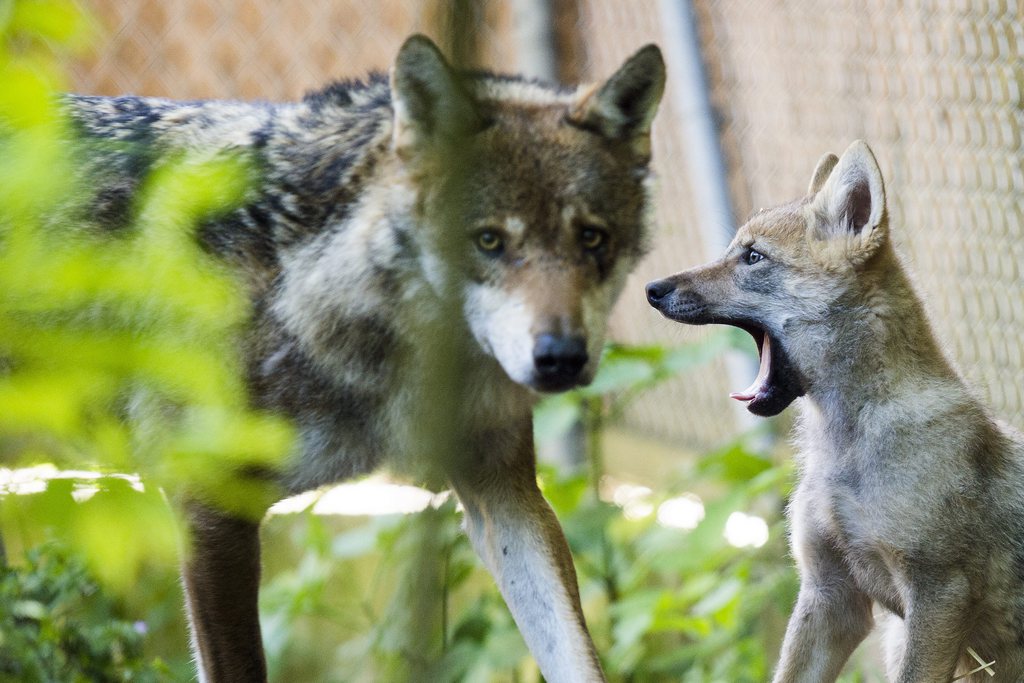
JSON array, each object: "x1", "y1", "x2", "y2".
[
  {"x1": 773, "y1": 535, "x2": 873, "y2": 683},
  {"x1": 182, "y1": 502, "x2": 268, "y2": 683},
  {"x1": 451, "y1": 433, "x2": 604, "y2": 683},
  {"x1": 890, "y1": 573, "x2": 971, "y2": 683}
]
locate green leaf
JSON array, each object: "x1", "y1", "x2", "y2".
[
  {"x1": 691, "y1": 576, "x2": 742, "y2": 617},
  {"x1": 11, "y1": 599, "x2": 46, "y2": 620},
  {"x1": 697, "y1": 441, "x2": 774, "y2": 483},
  {"x1": 584, "y1": 356, "x2": 657, "y2": 395},
  {"x1": 10, "y1": 0, "x2": 92, "y2": 48},
  {"x1": 532, "y1": 392, "x2": 582, "y2": 443},
  {"x1": 71, "y1": 480, "x2": 179, "y2": 593}
]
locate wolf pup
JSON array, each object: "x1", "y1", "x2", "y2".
[
  {"x1": 646, "y1": 141, "x2": 1024, "y2": 682},
  {"x1": 66, "y1": 35, "x2": 664, "y2": 682}
]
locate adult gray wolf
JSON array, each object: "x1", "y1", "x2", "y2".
[
  {"x1": 646, "y1": 140, "x2": 1024, "y2": 682},
  {"x1": 64, "y1": 34, "x2": 665, "y2": 682}
]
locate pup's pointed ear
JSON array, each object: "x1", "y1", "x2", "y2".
[
  {"x1": 807, "y1": 152, "x2": 839, "y2": 195},
  {"x1": 390, "y1": 34, "x2": 482, "y2": 153},
  {"x1": 568, "y1": 44, "x2": 665, "y2": 154},
  {"x1": 811, "y1": 140, "x2": 888, "y2": 258}
]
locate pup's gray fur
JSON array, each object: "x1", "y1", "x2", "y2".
[
  {"x1": 647, "y1": 141, "x2": 1024, "y2": 682},
  {"x1": 64, "y1": 35, "x2": 665, "y2": 682}
]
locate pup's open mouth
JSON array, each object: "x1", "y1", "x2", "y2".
[
  {"x1": 729, "y1": 324, "x2": 804, "y2": 417},
  {"x1": 645, "y1": 281, "x2": 804, "y2": 417}
]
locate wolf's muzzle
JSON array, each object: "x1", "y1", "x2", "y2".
[
  {"x1": 645, "y1": 278, "x2": 675, "y2": 306},
  {"x1": 645, "y1": 278, "x2": 709, "y2": 323},
  {"x1": 533, "y1": 334, "x2": 588, "y2": 390}
]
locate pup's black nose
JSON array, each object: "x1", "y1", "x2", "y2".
[
  {"x1": 646, "y1": 279, "x2": 675, "y2": 306},
  {"x1": 533, "y1": 334, "x2": 588, "y2": 384}
]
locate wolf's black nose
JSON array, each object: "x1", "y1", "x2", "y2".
[
  {"x1": 646, "y1": 279, "x2": 674, "y2": 306},
  {"x1": 533, "y1": 334, "x2": 588, "y2": 383}
]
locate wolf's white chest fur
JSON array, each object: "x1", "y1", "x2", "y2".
[
  {"x1": 796, "y1": 450, "x2": 909, "y2": 614},
  {"x1": 791, "y1": 386, "x2": 975, "y2": 615}
]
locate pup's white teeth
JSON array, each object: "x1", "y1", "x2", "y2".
[{"x1": 730, "y1": 333, "x2": 771, "y2": 402}]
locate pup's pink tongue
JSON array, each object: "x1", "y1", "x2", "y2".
[{"x1": 730, "y1": 333, "x2": 771, "y2": 402}]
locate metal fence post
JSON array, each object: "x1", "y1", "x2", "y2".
[{"x1": 658, "y1": 0, "x2": 764, "y2": 440}]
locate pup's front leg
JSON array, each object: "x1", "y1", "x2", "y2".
[
  {"x1": 451, "y1": 427, "x2": 604, "y2": 683},
  {"x1": 774, "y1": 534, "x2": 873, "y2": 683},
  {"x1": 890, "y1": 572, "x2": 971, "y2": 683},
  {"x1": 182, "y1": 502, "x2": 268, "y2": 683}
]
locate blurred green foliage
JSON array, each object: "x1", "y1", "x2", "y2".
[
  {"x1": 0, "y1": 541, "x2": 168, "y2": 682},
  {"x1": 0, "y1": 1, "x2": 291, "y2": 675},
  {"x1": 0, "y1": 0, "x2": 291, "y2": 596}
]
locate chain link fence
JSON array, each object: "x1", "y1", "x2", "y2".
[
  {"x1": 70, "y1": 1, "x2": 518, "y2": 99},
  {"x1": 69, "y1": 0, "x2": 1024, "y2": 454}
]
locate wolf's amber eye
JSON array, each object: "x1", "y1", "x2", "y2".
[
  {"x1": 745, "y1": 248, "x2": 765, "y2": 265},
  {"x1": 580, "y1": 226, "x2": 608, "y2": 251},
  {"x1": 475, "y1": 230, "x2": 505, "y2": 255}
]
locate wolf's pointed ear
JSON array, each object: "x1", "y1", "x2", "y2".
[
  {"x1": 390, "y1": 34, "x2": 482, "y2": 154},
  {"x1": 568, "y1": 44, "x2": 665, "y2": 155},
  {"x1": 807, "y1": 153, "x2": 839, "y2": 195},
  {"x1": 811, "y1": 140, "x2": 888, "y2": 258}
]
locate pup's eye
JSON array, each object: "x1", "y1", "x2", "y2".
[
  {"x1": 745, "y1": 248, "x2": 766, "y2": 265},
  {"x1": 475, "y1": 230, "x2": 505, "y2": 255},
  {"x1": 580, "y1": 226, "x2": 608, "y2": 251}
]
